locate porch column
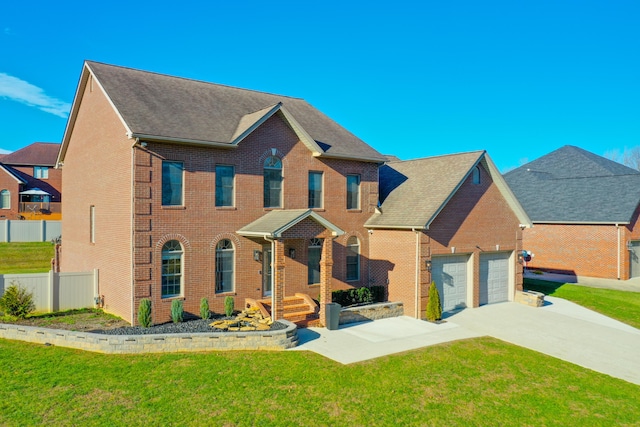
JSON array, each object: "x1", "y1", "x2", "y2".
[
  {"x1": 272, "y1": 239, "x2": 286, "y2": 321},
  {"x1": 319, "y1": 238, "x2": 334, "y2": 327}
]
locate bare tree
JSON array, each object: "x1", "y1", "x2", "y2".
[{"x1": 622, "y1": 147, "x2": 640, "y2": 171}]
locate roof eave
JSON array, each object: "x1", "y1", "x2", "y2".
[
  {"x1": 532, "y1": 220, "x2": 631, "y2": 225},
  {"x1": 129, "y1": 133, "x2": 238, "y2": 149},
  {"x1": 313, "y1": 152, "x2": 387, "y2": 164}
]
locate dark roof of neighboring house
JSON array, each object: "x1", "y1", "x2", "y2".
[
  {"x1": 366, "y1": 151, "x2": 530, "y2": 229},
  {"x1": 60, "y1": 61, "x2": 386, "y2": 163},
  {"x1": 503, "y1": 145, "x2": 640, "y2": 223},
  {"x1": 1, "y1": 142, "x2": 60, "y2": 166}
]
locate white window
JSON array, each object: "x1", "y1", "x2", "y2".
[
  {"x1": 0, "y1": 190, "x2": 9, "y2": 209},
  {"x1": 263, "y1": 156, "x2": 282, "y2": 208},
  {"x1": 161, "y1": 240, "x2": 183, "y2": 298},
  {"x1": 34, "y1": 166, "x2": 49, "y2": 179},
  {"x1": 216, "y1": 239, "x2": 234, "y2": 293}
]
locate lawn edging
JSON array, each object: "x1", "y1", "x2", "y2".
[{"x1": 0, "y1": 320, "x2": 299, "y2": 354}]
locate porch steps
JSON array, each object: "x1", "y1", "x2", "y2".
[{"x1": 245, "y1": 293, "x2": 320, "y2": 327}]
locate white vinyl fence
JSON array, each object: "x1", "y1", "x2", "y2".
[
  {"x1": 0, "y1": 270, "x2": 97, "y2": 313},
  {"x1": 0, "y1": 220, "x2": 62, "y2": 242}
]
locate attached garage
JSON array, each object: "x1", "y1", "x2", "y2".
[
  {"x1": 630, "y1": 241, "x2": 640, "y2": 278},
  {"x1": 432, "y1": 255, "x2": 469, "y2": 312},
  {"x1": 479, "y1": 252, "x2": 511, "y2": 305}
]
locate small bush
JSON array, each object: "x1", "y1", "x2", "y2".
[
  {"x1": 200, "y1": 297, "x2": 210, "y2": 320},
  {"x1": 370, "y1": 285, "x2": 386, "y2": 303},
  {"x1": 224, "y1": 296, "x2": 234, "y2": 317},
  {"x1": 0, "y1": 282, "x2": 35, "y2": 319},
  {"x1": 426, "y1": 281, "x2": 442, "y2": 322},
  {"x1": 138, "y1": 298, "x2": 152, "y2": 327},
  {"x1": 356, "y1": 287, "x2": 373, "y2": 304},
  {"x1": 170, "y1": 299, "x2": 183, "y2": 323},
  {"x1": 331, "y1": 286, "x2": 385, "y2": 307}
]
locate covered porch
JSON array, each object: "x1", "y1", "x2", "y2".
[{"x1": 238, "y1": 209, "x2": 344, "y2": 328}]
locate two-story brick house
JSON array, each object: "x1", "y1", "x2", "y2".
[
  {"x1": 0, "y1": 142, "x2": 62, "y2": 220},
  {"x1": 57, "y1": 61, "x2": 531, "y2": 326}
]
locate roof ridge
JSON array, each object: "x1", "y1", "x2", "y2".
[
  {"x1": 85, "y1": 60, "x2": 305, "y2": 102},
  {"x1": 388, "y1": 150, "x2": 485, "y2": 164}
]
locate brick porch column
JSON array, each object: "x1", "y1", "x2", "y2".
[
  {"x1": 272, "y1": 239, "x2": 285, "y2": 321},
  {"x1": 319, "y1": 238, "x2": 334, "y2": 327}
]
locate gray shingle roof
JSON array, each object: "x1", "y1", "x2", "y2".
[
  {"x1": 81, "y1": 61, "x2": 385, "y2": 162},
  {"x1": 366, "y1": 151, "x2": 486, "y2": 229},
  {"x1": 504, "y1": 145, "x2": 640, "y2": 223},
  {"x1": 237, "y1": 209, "x2": 344, "y2": 238}
]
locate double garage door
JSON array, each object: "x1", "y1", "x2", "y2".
[{"x1": 432, "y1": 252, "x2": 510, "y2": 313}]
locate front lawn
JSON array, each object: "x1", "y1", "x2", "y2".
[
  {"x1": 0, "y1": 337, "x2": 638, "y2": 426},
  {"x1": 525, "y1": 278, "x2": 640, "y2": 329},
  {"x1": 0, "y1": 242, "x2": 54, "y2": 274}
]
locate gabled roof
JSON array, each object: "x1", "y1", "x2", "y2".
[
  {"x1": 504, "y1": 145, "x2": 640, "y2": 224},
  {"x1": 1, "y1": 142, "x2": 60, "y2": 166},
  {"x1": 365, "y1": 151, "x2": 531, "y2": 230},
  {"x1": 237, "y1": 209, "x2": 344, "y2": 239},
  {"x1": 0, "y1": 164, "x2": 27, "y2": 184},
  {"x1": 58, "y1": 61, "x2": 386, "y2": 164}
]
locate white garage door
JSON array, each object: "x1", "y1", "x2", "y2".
[
  {"x1": 432, "y1": 255, "x2": 469, "y2": 312},
  {"x1": 479, "y1": 252, "x2": 510, "y2": 305}
]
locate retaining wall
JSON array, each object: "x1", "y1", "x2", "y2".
[
  {"x1": 0, "y1": 320, "x2": 298, "y2": 354},
  {"x1": 339, "y1": 301, "x2": 404, "y2": 325}
]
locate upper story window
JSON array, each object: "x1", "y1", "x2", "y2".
[
  {"x1": 0, "y1": 190, "x2": 10, "y2": 209},
  {"x1": 215, "y1": 239, "x2": 234, "y2": 293},
  {"x1": 161, "y1": 240, "x2": 183, "y2": 298},
  {"x1": 346, "y1": 174, "x2": 361, "y2": 210},
  {"x1": 308, "y1": 171, "x2": 323, "y2": 209},
  {"x1": 215, "y1": 165, "x2": 235, "y2": 207},
  {"x1": 472, "y1": 166, "x2": 481, "y2": 185},
  {"x1": 162, "y1": 161, "x2": 184, "y2": 206},
  {"x1": 34, "y1": 166, "x2": 48, "y2": 179},
  {"x1": 263, "y1": 156, "x2": 282, "y2": 208},
  {"x1": 346, "y1": 236, "x2": 360, "y2": 281}
]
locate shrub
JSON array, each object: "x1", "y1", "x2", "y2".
[
  {"x1": 331, "y1": 286, "x2": 385, "y2": 307},
  {"x1": 200, "y1": 297, "x2": 210, "y2": 320},
  {"x1": 0, "y1": 282, "x2": 35, "y2": 319},
  {"x1": 356, "y1": 287, "x2": 373, "y2": 304},
  {"x1": 170, "y1": 299, "x2": 183, "y2": 323},
  {"x1": 426, "y1": 281, "x2": 442, "y2": 322},
  {"x1": 224, "y1": 296, "x2": 234, "y2": 317},
  {"x1": 138, "y1": 298, "x2": 152, "y2": 327},
  {"x1": 370, "y1": 285, "x2": 386, "y2": 303}
]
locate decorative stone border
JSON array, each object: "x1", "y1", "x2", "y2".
[
  {"x1": 0, "y1": 320, "x2": 298, "y2": 354},
  {"x1": 339, "y1": 301, "x2": 404, "y2": 325}
]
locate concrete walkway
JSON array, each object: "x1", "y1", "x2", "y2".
[
  {"x1": 524, "y1": 270, "x2": 640, "y2": 292},
  {"x1": 293, "y1": 299, "x2": 640, "y2": 385}
]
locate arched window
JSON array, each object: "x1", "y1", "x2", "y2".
[
  {"x1": 308, "y1": 238, "x2": 323, "y2": 285},
  {"x1": 472, "y1": 166, "x2": 481, "y2": 185},
  {"x1": 216, "y1": 239, "x2": 234, "y2": 293},
  {"x1": 264, "y1": 155, "x2": 282, "y2": 208},
  {"x1": 346, "y1": 236, "x2": 360, "y2": 281},
  {"x1": 0, "y1": 190, "x2": 9, "y2": 209},
  {"x1": 161, "y1": 240, "x2": 183, "y2": 298}
]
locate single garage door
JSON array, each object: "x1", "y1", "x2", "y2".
[
  {"x1": 630, "y1": 241, "x2": 640, "y2": 278},
  {"x1": 479, "y1": 252, "x2": 510, "y2": 305},
  {"x1": 432, "y1": 255, "x2": 469, "y2": 312}
]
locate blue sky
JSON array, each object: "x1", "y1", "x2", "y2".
[{"x1": 1, "y1": 0, "x2": 638, "y2": 172}]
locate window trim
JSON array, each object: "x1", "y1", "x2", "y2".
[
  {"x1": 161, "y1": 240, "x2": 183, "y2": 298},
  {"x1": 33, "y1": 166, "x2": 49, "y2": 179},
  {"x1": 0, "y1": 189, "x2": 10, "y2": 209},
  {"x1": 346, "y1": 236, "x2": 360, "y2": 281},
  {"x1": 215, "y1": 164, "x2": 235, "y2": 207},
  {"x1": 346, "y1": 174, "x2": 361, "y2": 210},
  {"x1": 162, "y1": 160, "x2": 184, "y2": 207},
  {"x1": 307, "y1": 238, "x2": 323, "y2": 285},
  {"x1": 308, "y1": 171, "x2": 323, "y2": 209},
  {"x1": 263, "y1": 155, "x2": 283, "y2": 208}
]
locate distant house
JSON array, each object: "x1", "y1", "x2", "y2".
[
  {"x1": 504, "y1": 145, "x2": 640, "y2": 280},
  {"x1": 57, "y1": 60, "x2": 530, "y2": 326},
  {"x1": 0, "y1": 142, "x2": 62, "y2": 220},
  {"x1": 366, "y1": 152, "x2": 531, "y2": 317}
]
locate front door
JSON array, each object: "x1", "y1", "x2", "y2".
[{"x1": 263, "y1": 246, "x2": 272, "y2": 296}]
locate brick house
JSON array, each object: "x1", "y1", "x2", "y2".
[
  {"x1": 366, "y1": 152, "x2": 531, "y2": 317},
  {"x1": 504, "y1": 145, "x2": 640, "y2": 280},
  {"x1": 57, "y1": 61, "x2": 530, "y2": 325},
  {"x1": 0, "y1": 142, "x2": 62, "y2": 220}
]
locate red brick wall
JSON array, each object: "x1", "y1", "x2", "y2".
[
  {"x1": 371, "y1": 162, "x2": 523, "y2": 317},
  {"x1": 60, "y1": 75, "x2": 134, "y2": 322},
  {"x1": 131, "y1": 113, "x2": 379, "y2": 324},
  {"x1": 0, "y1": 172, "x2": 20, "y2": 219}
]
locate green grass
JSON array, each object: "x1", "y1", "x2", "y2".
[
  {"x1": 525, "y1": 278, "x2": 640, "y2": 329},
  {"x1": 0, "y1": 337, "x2": 638, "y2": 426},
  {"x1": 0, "y1": 242, "x2": 54, "y2": 274}
]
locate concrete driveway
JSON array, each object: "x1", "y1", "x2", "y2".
[{"x1": 293, "y1": 297, "x2": 640, "y2": 385}]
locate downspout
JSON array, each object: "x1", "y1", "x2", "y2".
[
  {"x1": 264, "y1": 235, "x2": 276, "y2": 319},
  {"x1": 130, "y1": 141, "x2": 137, "y2": 324},
  {"x1": 616, "y1": 224, "x2": 621, "y2": 280},
  {"x1": 413, "y1": 228, "x2": 420, "y2": 319}
]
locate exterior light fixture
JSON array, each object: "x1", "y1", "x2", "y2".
[
  {"x1": 253, "y1": 250, "x2": 262, "y2": 262},
  {"x1": 425, "y1": 259, "x2": 432, "y2": 272},
  {"x1": 288, "y1": 248, "x2": 296, "y2": 259}
]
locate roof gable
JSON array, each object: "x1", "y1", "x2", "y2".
[
  {"x1": 504, "y1": 146, "x2": 640, "y2": 223},
  {"x1": 1, "y1": 142, "x2": 60, "y2": 166},
  {"x1": 59, "y1": 61, "x2": 385, "y2": 164},
  {"x1": 237, "y1": 209, "x2": 344, "y2": 238},
  {"x1": 366, "y1": 151, "x2": 530, "y2": 229}
]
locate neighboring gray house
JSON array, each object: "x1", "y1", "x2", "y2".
[{"x1": 504, "y1": 145, "x2": 640, "y2": 280}]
